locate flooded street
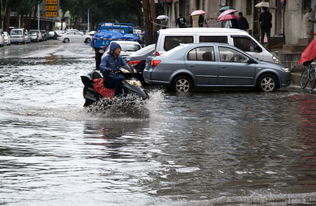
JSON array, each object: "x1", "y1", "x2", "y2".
[{"x1": 1, "y1": 41, "x2": 316, "y2": 206}]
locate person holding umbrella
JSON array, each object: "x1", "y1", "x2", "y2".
[
  {"x1": 259, "y1": 7, "x2": 272, "y2": 47},
  {"x1": 176, "y1": 14, "x2": 187, "y2": 28}
]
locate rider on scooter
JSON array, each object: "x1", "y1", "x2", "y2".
[{"x1": 99, "y1": 42, "x2": 127, "y2": 96}]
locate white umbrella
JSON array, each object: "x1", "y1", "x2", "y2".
[
  {"x1": 156, "y1": 15, "x2": 169, "y2": 20},
  {"x1": 255, "y1": 2, "x2": 270, "y2": 8}
]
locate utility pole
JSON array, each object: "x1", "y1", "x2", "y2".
[
  {"x1": 87, "y1": 8, "x2": 90, "y2": 32},
  {"x1": 37, "y1": 1, "x2": 40, "y2": 30}
]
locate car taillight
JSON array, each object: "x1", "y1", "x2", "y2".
[
  {"x1": 155, "y1": 51, "x2": 160, "y2": 56},
  {"x1": 150, "y1": 60, "x2": 161, "y2": 67},
  {"x1": 127, "y1": 60, "x2": 141, "y2": 66}
]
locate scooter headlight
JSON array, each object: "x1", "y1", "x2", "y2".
[{"x1": 126, "y1": 80, "x2": 142, "y2": 87}]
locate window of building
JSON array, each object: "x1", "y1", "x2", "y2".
[
  {"x1": 187, "y1": 46, "x2": 215, "y2": 61},
  {"x1": 199, "y1": 36, "x2": 228, "y2": 43},
  {"x1": 164, "y1": 36, "x2": 194, "y2": 51}
]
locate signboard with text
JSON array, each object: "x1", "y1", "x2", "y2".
[{"x1": 45, "y1": 0, "x2": 58, "y2": 17}]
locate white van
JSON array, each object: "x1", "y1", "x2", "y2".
[
  {"x1": 10, "y1": 28, "x2": 29, "y2": 44},
  {"x1": 155, "y1": 28, "x2": 279, "y2": 63}
]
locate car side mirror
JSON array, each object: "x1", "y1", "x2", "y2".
[
  {"x1": 255, "y1": 45, "x2": 262, "y2": 52},
  {"x1": 247, "y1": 58, "x2": 257, "y2": 64}
]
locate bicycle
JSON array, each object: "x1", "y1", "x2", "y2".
[{"x1": 300, "y1": 60, "x2": 316, "y2": 92}]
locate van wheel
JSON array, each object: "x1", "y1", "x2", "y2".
[
  {"x1": 172, "y1": 75, "x2": 192, "y2": 93},
  {"x1": 257, "y1": 74, "x2": 278, "y2": 92},
  {"x1": 63, "y1": 38, "x2": 70, "y2": 43}
]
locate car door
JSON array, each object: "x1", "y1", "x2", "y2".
[
  {"x1": 185, "y1": 46, "x2": 219, "y2": 86},
  {"x1": 217, "y1": 46, "x2": 256, "y2": 86}
]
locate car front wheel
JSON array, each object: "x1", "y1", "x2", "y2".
[
  {"x1": 258, "y1": 74, "x2": 278, "y2": 92},
  {"x1": 172, "y1": 75, "x2": 192, "y2": 93},
  {"x1": 85, "y1": 38, "x2": 91, "y2": 43}
]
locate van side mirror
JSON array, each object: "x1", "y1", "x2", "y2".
[{"x1": 255, "y1": 45, "x2": 262, "y2": 52}]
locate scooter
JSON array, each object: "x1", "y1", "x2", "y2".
[{"x1": 80, "y1": 66, "x2": 149, "y2": 107}]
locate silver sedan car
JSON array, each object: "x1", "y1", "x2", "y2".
[{"x1": 143, "y1": 43, "x2": 291, "y2": 93}]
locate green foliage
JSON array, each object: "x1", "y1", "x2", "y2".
[{"x1": 60, "y1": 0, "x2": 141, "y2": 27}]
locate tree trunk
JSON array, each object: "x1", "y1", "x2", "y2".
[{"x1": 4, "y1": 6, "x2": 10, "y2": 31}]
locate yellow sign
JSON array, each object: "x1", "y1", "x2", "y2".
[
  {"x1": 46, "y1": 0, "x2": 57, "y2": 4},
  {"x1": 46, "y1": 5, "x2": 57, "y2": 11},
  {"x1": 46, "y1": 11, "x2": 58, "y2": 17}
]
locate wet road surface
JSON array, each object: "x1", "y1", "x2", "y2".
[{"x1": 1, "y1": 41, "x2": 316, "y2": 205}]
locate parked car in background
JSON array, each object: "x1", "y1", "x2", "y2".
[
  {"x1": 58, "y1": 30, "x2": 86, "y2": 43},
  {"x1": 144, "y1": 43, "x2": 291, "y2": 93},
  {"x1": 102, "y1": 40, "x2": 142, "y2": 59},
  {"x1": 29, "y1": 30, "x2": 42, "y2": 42},
  {"x1": 3, "y1": 31, "x2": 11, "y2": 45},
  {"x1": 83, "y1": 31, "x2": 95, "y2": 43},
  {"x1": 0, "y1": 29, "x2": 4, "y2": 46},
  {"x1": 125, "y1": 44, "x2": 155, "y2": 84},
  {"x1": 40, "y1": 30, "x2": 48, "y2": 41},
  {"x1": 48, "y1": 31, "x2": 58, "y2": 39},
  {"x1": 10, "y1": 28, "x2": 29, "y2": 44}
]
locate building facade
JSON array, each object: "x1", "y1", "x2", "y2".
[{"x1": 160, "y1": 0, "x2": 316, "y2": 48}]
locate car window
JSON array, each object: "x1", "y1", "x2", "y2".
[
  {"x1": 199, "y1": 36, "x2": 228, "y2": 43},
  {"x1": 11, "y1": 30, "x2": 22, "y2": 35},
  {"x1": 187, "y1": 46, "x2": 215, "y2": 61},
  {"x1": 219, "y1": 47, "x2": 249, "y2": 63},
  {"x1": 233, "y1": 36, "x2": 258, "y2": 52},
  {"x1": 164, "y1": 36, "x2": 193, "y2": 51}
]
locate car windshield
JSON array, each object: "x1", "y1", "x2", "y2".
[
  {"x1": 161, "y1": 44, "x2": 185, "y2": 56},
  {"x1": 11, "y1": 30, "x2": 22, "y2": 35},
  {"x1": 130, "y1": 44, "x2": 155, "y2": 56}
]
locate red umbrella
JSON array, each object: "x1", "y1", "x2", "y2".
[
  {"x1": 219, "y1": 14, "x2": 238, "y2": 21},
  {"x1": 298, "y1": 39, "x2": 316, "y2": 64},
  {"x1": 191, "y1": 10, "x2": 206, "y2": 16},
  {"x1": 218, "y1": 9, "x2": 237, "y2": 20}
]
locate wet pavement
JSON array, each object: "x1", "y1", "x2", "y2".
[{"x1": 1, "y1": 41, "x2": 316, "y2": 206}]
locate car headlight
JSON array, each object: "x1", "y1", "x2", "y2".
[
  {"x1": 282, "y1": 67, "x2": 289, "y2": 72},
  {"x1": 126, "y1": 80, "x2": 142, "y2": 87},
  {"x1": 272, "y1": 56, "x2": 281, "y2": 64}
]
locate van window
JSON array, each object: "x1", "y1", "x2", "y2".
[
  {"x1": 187, "y1": 46, "x2": 215, "y2": 61},
  {"x1": 232, "y1": 36, "x2": 258, "y2": 52},
  {"x1": 199, "y1": 36, "x2": 228, "y2": 43},
  {"x1": 11, "y1": 30, "x2": 22, "y2": 35},
  {"x1": 219, "y1": 47, "x2": 248, "y2": 63},
  {"x1": 164, "y1": 36, "x2": 193, "y2": 51}
]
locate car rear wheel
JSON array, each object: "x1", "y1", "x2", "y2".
[
  {"x1": 172, "y1": 75, "x2": 192, "y2": 93},
  {"x1": 63, "y1": 38, "x2": 70, "y2": 43},
  {"x1": 258, "y1": 74, "x2": 278, "y2": 92},
  {"x1": 85, "y1": 38, "x2": 91, "y2": 43}
]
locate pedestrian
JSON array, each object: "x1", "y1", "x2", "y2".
[
  {"x1": 303, "y1": 8, "x2": 316, "y2": 42},
  {"x1": 99, "y1": 42, "x2": 127, "y2": 97},
  {"x1": 237, "y1": 12, "x2": 249, "y2": 31},
  {"x1": 198, "y1": 14, "x2": 205, "y2": 27},
  {"x1": 259, "y1": 7, "x2": 272, "y2": 47},
  {"x1": 176, "y1": 14, "x2": 186, "y2": 28}
]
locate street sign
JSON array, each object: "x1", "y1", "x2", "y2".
[
  {"x1": 45, "y1": 0, "x2": 58, "y2": 17},
  {"x1": 46, "y1": 0, "x2": 58, "y2": 4},
  {"x1": 46, "y1": 5, "x2": 58, "y2": 11},
  {"x1": 46, "y1": 11, "x2": 58, "y2": 17}
]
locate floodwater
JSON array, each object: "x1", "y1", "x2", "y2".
[{"x1": 1, "y1": 42, "x2": 316, "y2": 206}]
